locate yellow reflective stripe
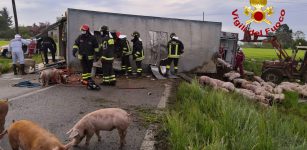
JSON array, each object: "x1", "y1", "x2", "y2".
[
  {"x1": 88, "y1": 56, "x2": 94, "y2": 60},
  {"x1": 95, "y1": 48, "x2": 99, "y2": 52},
  {"x1": 136, "y1": 56, "x2": 144, "y2": 61},
  {"x1": 166, "y1": 65, "x2": 170, "y2": 69},
  {"x1": 168, "y1": 43, "x2": 180, "y2": 58},
  {"x1": 73, "y1": 45, "x2": 79, "y2": 49},
  {"x1": 110, "y1": 75, "x2": 115, "y2": 78},
  {"x1": 174, "y1": 67, "x2": 178, "y2": 69},
  {"x1": 108, "y1": 39, "x2": 114, "y2": 45},
  {"x1": 136, "y1": 51, "x2": 140, "y2": 54},
  {"x1": 175, "y1": 44, "x2": 178, "y2": 56},
  {"x1": 78, "y1": 54, "x2": 82, "y2": 60},
  {"x1": 101, "y1": 56, "x2": 114, "y2": 60},
  {"x1": 127, "y1": 41, "x2": 131, "y2": 52}
]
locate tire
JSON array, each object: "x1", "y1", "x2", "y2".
[{"x1": 261, "y1": 69, "x2": 283, "y2": 84}]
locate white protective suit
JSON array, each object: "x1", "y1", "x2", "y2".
[{"x1": 9, "y1": 34, "x2": 30, "y2": 64}]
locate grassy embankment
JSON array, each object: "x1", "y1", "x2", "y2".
[{"x1": 164, "y1": 81, "x2": 307, "y2": 150}]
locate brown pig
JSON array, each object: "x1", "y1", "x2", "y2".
[
  {"x1": 0, "y1": 99, "x2": 8, "y2": 133},
  {"x1": 7, "y1": 120, "x2": 72, "y2": 150},
  {"x1": 67, "y1": 108, "x2": 130, "y2": 147},
  {"x1": 39, "y1": 68, "x2": 64, "y2": 87}
]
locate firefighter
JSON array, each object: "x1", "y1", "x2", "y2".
[
  {"x1": 41, "y1": 35, "x2": 57, "y2": 64},
  {"x1": 98, "y1": 25, "x2": 116, "y2": 86},
  {"x1": 72, "y1": 24, "x2": 99, "y2": 82},
  {"x1": 119, "y1": 35, "x2": 132, "y2": 75},
  {"x1": 131, "y1": 31, "x2": 145, "y2": 77},
  {"x1": 234, "y1": 47, "x2": 245, "y2": 76},
  {"x1": 166, "y1": 33, "x2": 184, "y2": 76}
]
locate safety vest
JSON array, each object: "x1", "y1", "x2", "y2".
[
  {"x1": 73, "y1": 34, "x2": 99, "y2": 60},
  {"x1": 135, "y1": 50, "x2": 144, "y2": 61},
  {"x1": 100, "y1": 35, "x2": 115, "y2": 61},
  {"x1": 122, "y1": 40, "x2": 132, "y2": 56},
  {"x1": 168, "y1": 41, "x2": 180, "y2": 58}
]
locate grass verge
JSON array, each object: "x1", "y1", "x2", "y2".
[{"x1": 164, "y1": 81, "x2": 307, "y2": 150}]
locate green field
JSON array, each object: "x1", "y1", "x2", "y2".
[
  {"x1": 243, "y1": 48, "x2": 306, "y2": 61},
  {"x1": 0, "y1": 41, "x2": 9, "y2": 46},
  {"x1": 164, "y1": 81, "x2": 307, "y2": 150}
]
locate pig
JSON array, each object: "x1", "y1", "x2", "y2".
[
  {"x1": 253, "y1": 76, "x2": 264, "y2": 83},
  {"x1": 7, "y1": 120, "x2": 72, "y2": 150},
  {"x1": 39, "y1": 68, "x2": 64, "y2": 87},
  {"x1": 222, "y1": 82, "x2": 235, "y2": 92},
  {"x1": 0, "y1": 99, "x2": 8, "y2": 133},
  {"x1": 224, "y1": 71, "x2": 241, "y2": 81},
  {"x1": 67, "y1": 108, "x2": 130, "y2": 147}
]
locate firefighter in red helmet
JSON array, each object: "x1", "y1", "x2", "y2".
[{"x1": 73, "y1": 24, "x2": 99, "y2": 82}]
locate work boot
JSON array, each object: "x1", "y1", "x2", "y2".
[
  {"x1": 20, "y1": 64, "x2": 27, "y2": 75},
  {"x1": 165, "y1": 69, "x2": 170, "y2": 77},
  {"x1": 174, "y1": 69, "x2": 178, "y2": 75},
  {"x1": 110, "y1": 81, "x2": 116, "y2": 86},
  {"x1": 13, "y1": 64, "x2": 17, "y2": 75},
  {"x1": 137, "y1": 72, "x2": 142, "y2": 77}
]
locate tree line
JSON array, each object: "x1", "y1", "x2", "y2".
[
  {"x1": 241, "y1": 24, "x2": 307, "y2": 49},
  {"x1": 0, "y1": 7, "x2": 49, "y2": 40}
]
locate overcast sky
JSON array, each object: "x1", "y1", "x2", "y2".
[{"x1": 0, "y1": 0, "x2": 306, "y2": 38}]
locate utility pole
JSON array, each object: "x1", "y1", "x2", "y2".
[
  {"x1": 12, "y1": 0, "x2": 19, "y2": 34},
  {"x1": 203, "y1": 11, "x2": 205, "y2": 21}
]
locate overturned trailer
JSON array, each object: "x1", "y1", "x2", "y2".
[{"x1": 50, "y1": 8, "x2": 238, "y2": 74}]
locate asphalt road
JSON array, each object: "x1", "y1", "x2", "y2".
[{"x1": 0, "y1": 77, "x2": 168, "y2": 150}]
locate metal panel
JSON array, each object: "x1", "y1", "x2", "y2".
[{"x1": 67, "y1": 8, "x2": 222, "y2": 73}]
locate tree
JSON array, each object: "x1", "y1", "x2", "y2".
[
  {"x1": 292, "y1": 31, "x2": 307, "y2": 48},
  {"x1": 0, "y1": 7, "x2": 14, "y2": 39},
  {"x1": 293, "y1": 31, "x2": 305, "y2": 40},
  {"x1": 29, "y1": 22, "x2": 50, "y2": 36},
  {"x1": 1, "y1": 7, "x2": 13, "y2": 26},
  {"x1": 275, "y1": 24, "x2": 293, "y2": 49}
]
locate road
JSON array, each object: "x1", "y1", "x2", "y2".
[{"x1": 0, "y1": 76, "x2": 169, "y2": 150}]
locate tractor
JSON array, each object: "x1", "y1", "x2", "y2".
[
  {"x1": 241, "y1": 25, "x2": 307, "y2": 83},
  {"x1": 261, "y1": 45, "x2": 307, "y2": 83}
]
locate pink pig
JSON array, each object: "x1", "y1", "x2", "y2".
[{"x1": 66, "y1": 108, "x2": 130, "y2": 147}]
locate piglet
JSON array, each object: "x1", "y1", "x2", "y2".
[
  {"x1": 0, "y1": 99, "x2": 8, "y2": 133},
  {"x1": 67, "y1": 108, "x2": 130, "y2": 147},
  {"x1": 7, "y1": 120, "x2": 72, "y2": 150}
]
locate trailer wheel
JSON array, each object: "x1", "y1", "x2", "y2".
[{"x1": 262, "y1": 69, "x2": 283, "y2": 84}]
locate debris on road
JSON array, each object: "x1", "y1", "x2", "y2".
[{"x1": 12, "y1": 81, "x2": 40, "y2": 88}]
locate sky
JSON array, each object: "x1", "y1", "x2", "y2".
[{"x1": 0, "y1": 0, "x2": 306, "y2": 39}]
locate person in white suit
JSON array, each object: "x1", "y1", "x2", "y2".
[{"x1": 9, "y1": 34, "x2": 30, "y2": 75}]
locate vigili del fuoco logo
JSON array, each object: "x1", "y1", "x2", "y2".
[{"x1": 232, "y1": 0, "x2": 286, "y2": 36}]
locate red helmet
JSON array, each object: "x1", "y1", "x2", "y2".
[{"x1": 80, "y1": 24, "x2": 89, "y2": 31}]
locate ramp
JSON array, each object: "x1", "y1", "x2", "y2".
[{"x1": 150, "y1": 65, "x2": 166, "y2": 80}]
